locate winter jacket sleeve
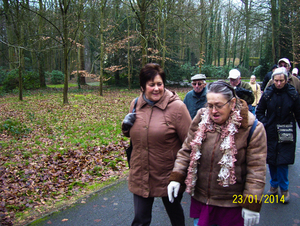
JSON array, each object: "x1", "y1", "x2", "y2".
[
  {"x1": 261, "y1": 71, "x2": 272, "y2": 91},
  {"x1": 239, "y1": 82, "x2": 255, "y2": 105},
  {"x1": 169, "y1": 109, "x2": 203, "y2": 184},
  {"x1": 291, "y1": 90, "x2": 300, "y2": 128},
  {"x1": 256, "y1": 93, "x2": 268, "y2": 128},
  {"x1": 174, "y1": 101, "x2": 193, "y2": 143},
  {"x1": 239, "y1": 120, "x2": 267, "y2": 212},
  {"x1": 122, "y1": 98, "x2": 138, "y2": 137}
]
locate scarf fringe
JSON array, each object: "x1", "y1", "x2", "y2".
[{"x1": 185, "y1": 109, "x2": 242, "y2": 195}]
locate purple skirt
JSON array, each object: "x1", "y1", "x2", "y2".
[{"x1": 190, "y1": 197, "x2": 244, "y2": 226}]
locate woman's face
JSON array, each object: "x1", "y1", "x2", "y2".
[
  {"x1": 144, "y1": 74, "x2": 164, "y2": 102},
  {"x1": 206, "y1": 92, "x2": 236, "y2": 125},
  {"x1": 273, "y1": 74, "x2": 287, "y2": 89}
]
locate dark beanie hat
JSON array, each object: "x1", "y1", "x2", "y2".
[{"x1": 271, "y1": 64, "x2": 278, "y2": 70}]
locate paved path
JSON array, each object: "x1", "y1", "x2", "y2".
[{"x1": 28, "y1": 130, "x2": 300, "y2": 226}]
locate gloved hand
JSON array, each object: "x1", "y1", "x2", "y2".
[
  {"x1": 235, "y1": 87, "x2": 253, "y2": 97},
  {"x1": 167, "y1": 181, "x2": 180, "y2": 203},
  {"x1": 242, "y1": 208, "x2": 260, "y2": 226},
  {"x1": 122, "y1": 113, "x2": 136, "y2": 131}
]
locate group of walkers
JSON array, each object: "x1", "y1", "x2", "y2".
[{"x1": 121, "y1": 59, "x2": 300, "y2": 226}]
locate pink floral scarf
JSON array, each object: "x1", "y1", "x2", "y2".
[{"x1": 185, "y1": 108, "x2": 242, "y2": 196}]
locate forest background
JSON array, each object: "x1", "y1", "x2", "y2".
[
  {"x1": 0, "y1": 0, "x2": 300, "y2": 225},
  {"x1": 0, "y1": 0, "x2": 299, "y2": 101}
]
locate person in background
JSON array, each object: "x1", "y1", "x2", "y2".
[
  {"x1": 249, "y1": 75, "x2": 262, "y2": 115},
  {"x1": 227, "y1": 68, "x2": 255, "y2": 112},
  {"x1": 256, "y1": 67, "x2": 300, "y2": 204},
  {"x1": 292, "y1": 68, "x2": 300, "y2": 80},
  {"x1": 168, "y1": 80, "x2": 267, "y2": 226},
  {"x1": 261, "y1": 64, "x2": 278, "y2": 93},
  {"x1": 184, "y1": 74, "x2": 207, "y2": 119},
  {"x1": 265, "y1": 58, "x2": 300, "y2": 94},
  {"x1": 122, "y1": 63, "x2": 191, "y2": 226}
]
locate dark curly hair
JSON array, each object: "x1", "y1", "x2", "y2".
[{"x1": 139, "y1": 63, "x2": 166, "y2": 91}]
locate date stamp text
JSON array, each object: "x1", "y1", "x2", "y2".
[{"x1": 233, "y1": 194, "x2": 285, "y2": 204}]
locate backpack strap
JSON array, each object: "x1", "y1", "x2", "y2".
[
  {"x1": 132, "y1": 97, "x2": 138, "y2": 113},
  {"x1": 247, "y1": 119, "x2": 258, "y2": 147}
]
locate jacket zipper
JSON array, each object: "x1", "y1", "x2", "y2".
[{"x1": 206, "y1": 132, "x2": 221, "y2": 205}]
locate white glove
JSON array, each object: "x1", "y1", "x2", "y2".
[
  {"x1": 167, "y1": 181, "x2": 180, "y2": 203},
  {"x1": 242, "y1": 208, "x2": 260, "y2": 226}
]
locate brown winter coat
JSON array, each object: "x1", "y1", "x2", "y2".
[
  {"x1": 122, "y1": 89, "x2": 192, "y2": 198},
  {"x1": 169, "y1": 100, "x2": 267, "y2": 212}
]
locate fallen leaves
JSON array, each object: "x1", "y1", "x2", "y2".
[{"x1": 0, "y1": 141, "x2": 129, "y2": 225}]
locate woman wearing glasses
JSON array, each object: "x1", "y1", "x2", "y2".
[{"x1": 168, "y1": 81, "x2": 267, "y2": 226}]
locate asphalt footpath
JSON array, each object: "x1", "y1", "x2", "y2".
[{"x1": 28, "y1": 130, "x2": 300, "y2": 226}]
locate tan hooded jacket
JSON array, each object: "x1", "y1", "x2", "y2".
[
  {"x1": 122, "y1": 89, "x2": 191, "y2": 198},
  {"x1": 169, "y1": 100, "x2": 267, "y2": 212}
]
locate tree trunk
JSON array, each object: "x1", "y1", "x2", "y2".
[
  {"x1": 78, "y1": 0, "x2": 86, "y2": 86},
  {"x1": 38, "y1": 0, "x2": 46, "y2": 88},
  {"x1": 130, "y1": 0, "x2": 154, "y2": 67},
  {"x1": 140, "y1": 0, "x2": 147, "y2": 66},
  {"x1": 127, "y1": 16, "x2": 131, "y2": 89},
  {"x1": 61, "y1": 0, "x2": 69, "y2": 104},
  {"x1": 3, "y1": 0, "x2": 17, "y2": 69},
  {"x1": 243, "y1": 0, "x2": 250, "y2": 69},
  {"x1": 198, "y1": 0, "x2": 206, "y2": 72},
  {"x1": 271, "y1": 0, "x2": 277, "y2": 64},
  {"x1": 99, "y1": 0, "x2": 107, "y2": 96}
]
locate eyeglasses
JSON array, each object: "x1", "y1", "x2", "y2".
[
  {"x1": 192, "y1": 82, "x2": 204, "y2": 86},
  {"x1": 206, "y1": 98, "x2": 232, "y2": 111},
  {"x1": 279, "y1": 64, "x2": 288, "y2": 68}
]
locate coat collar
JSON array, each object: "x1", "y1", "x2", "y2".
[
  {"x1": 239, "y1": 99, "x2": 249, "y2": 129},
  {"x1": 139, "y1": 89, "x2": 179, "y2": 110}
]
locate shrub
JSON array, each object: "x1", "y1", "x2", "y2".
[
  {"x1": 2, "y1": 69, "x2": 40, "y2": 92},
  {"x1": 179, "y1": 63, "x2": 198, "y2": 81},
  {"x1": 2, "y1": 69, "x2": 19, "y2": 92},
  {"x1": 0, "y1": 67, "x2": 7, "y2": 85},
  {"x1": 164, "y1": 61, "x2": 182, "y2": 83},
  {"x1": 200, "y1": 65, "x2": 217, "y2": 78},
  {"x1": 200, "y1": 65, "x2": 230, "y2": 78},
  {"x1": 252, "y1": 65, "x2": 263, "y2": 80},
  {"x1": 238, "y1": 66, "x2": 251, "y2": 78},
  {"x1": 0, "y1": 118, "x2": 31, "y2": 136},
  {"x1": 165, "y1": 62, "x2": 198, "y2": 83},
  {"x1": 23, "y1": 71, "x2": 40, "y2": 90},
  {"x1": 50, "y1": 70, "x2": 64, "y2": 84}
]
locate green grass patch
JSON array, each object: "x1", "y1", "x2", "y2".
[{"x1": 47, "y1": 83, "x2": 78, "y2": 88}]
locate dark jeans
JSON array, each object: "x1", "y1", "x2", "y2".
[
  {"x1": 132, "y1": 193, "x2": 185, "y2": 226},
  {"x1": 269, "y1": 164, "x2": 289, "y2": 191}
]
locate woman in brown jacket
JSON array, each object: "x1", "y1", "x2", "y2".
[
  {"x1": 168, "y1": 81, "x2": 267, "y2": 226},
  {"x1": 122, "y1": 63, "x2": 191, "y2": 226}
]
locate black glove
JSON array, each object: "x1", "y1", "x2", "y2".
[
  {"x1": 122, "y1": 113, "x2": 136, "y2": 131},
  {"x1": 234, "y1": 87, "x2": 253, "y2": 97}
]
